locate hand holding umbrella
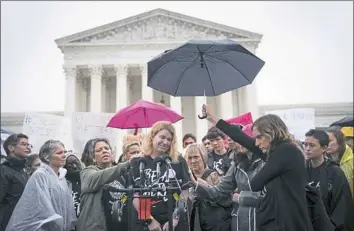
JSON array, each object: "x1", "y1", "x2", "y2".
[
  {"x1": 199, "y1": 104, "x2": 220, "y2": 125},
  {"x1": 198, "y1": 90, "x2": 207, "y2": 119}
]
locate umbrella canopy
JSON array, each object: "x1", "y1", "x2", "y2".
[
  {"x1": 1, "y1": 128, "x2": 15, "y2": 156},
  {"x1": 147, "y1": 39, "x2": 265, "y2": 97},
  {"x1": 107, "y1": 100, "x2": 184, "y2": 132},
  {"x1": 330, "y1": 116, "x2": 353, "y2": 127},
  {"x1": 1, "y1": 128, "x2": 14, "y2": 142}
]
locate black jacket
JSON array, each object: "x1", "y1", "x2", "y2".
[
  {"x1": 215, "y1": 119, "x2": 313, "y2": 231},
  {"x1": 0, "y1": 155, "x2": 30, "y2": 229},
  {"x1": 306, "y1": 158, "x2": 352, "y2": 230},
  {"x1": 194, "y1": 169, "x2": 232, "y2": 231}
]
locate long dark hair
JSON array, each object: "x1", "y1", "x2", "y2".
[
  {"x1": 326, "y1": 127, "x2": 346, "y2": 161},
  {"x1": 81, "y1": 138, "x2": 112, "y2": 167},
  {"x1": 252, "y1": 114, "x2": 293, "y2": 147}
]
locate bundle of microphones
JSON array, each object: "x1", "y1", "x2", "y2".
[
  {"x1": 137, "y1": 155, "x2": 174, "y2": 187},
  {"x1": 107, "y1": 155, "x2": 194, "y2": 226}
]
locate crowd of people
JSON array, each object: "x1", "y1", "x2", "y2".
[{"x1": 0, "y1": 104, "x2": 353, "y2": 231}]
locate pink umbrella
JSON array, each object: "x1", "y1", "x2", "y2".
[{"x1": 107, "y1": 100, "x2": 184, "y2": 134}]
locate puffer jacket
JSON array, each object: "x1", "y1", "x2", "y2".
[
  {"x1": 340, "y1": 145, "x2": 353, "y2": 197},
  {"x1": 231, "y1": 155, "x2": 265, "y2": 231}
]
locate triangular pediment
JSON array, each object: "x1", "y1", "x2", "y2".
[{"x1": 55, "y1": 8, "x2": 262, "y2": 45}]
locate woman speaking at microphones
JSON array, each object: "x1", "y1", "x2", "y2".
[{"x1": 130, "y1": 121, "x2": 191, "y2": 231}]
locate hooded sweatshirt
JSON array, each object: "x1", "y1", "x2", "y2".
[
  {"x1": 64, "y1": 154, "x2": 83, "y2": 217},
  {"x1": 306, "y1": 157, "x2": 352, "y2": 230}
]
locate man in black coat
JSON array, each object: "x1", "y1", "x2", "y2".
[
  {"x1": 304, "y1": 129, "x2": 352, "y2": 231},
  {"x1": 0, "y1": 134, "x2": 31, "y2": 229}
]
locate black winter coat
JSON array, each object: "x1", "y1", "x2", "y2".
[
  {"x1": 0, "y1": 155, "x2": 29, "y2": 229},
  {"x1": 214, "y1": 119, "x2": 313, "y2": 231}
]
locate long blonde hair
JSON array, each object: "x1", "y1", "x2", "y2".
[{"x1": 142, "y1": 121, "x2": 179, "y2": 161}]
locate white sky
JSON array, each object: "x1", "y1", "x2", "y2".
[{"x1": 1, "y1": 1, "x2": 353, "y2": 112}]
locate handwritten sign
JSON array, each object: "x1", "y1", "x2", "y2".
[
  {"x1": 265, "y1": 108, "x2": 315, "y2": 141},
  {"x1": 22, "y1": 113, "x2": 73, "y2": 153},
  {"x1": 71, "y1": 112, "x2": 117, "y2": 154}
]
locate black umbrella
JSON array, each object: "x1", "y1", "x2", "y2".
[
  {"x1": 147, "y1": 39, "x2": 265, "y2": 97},
  {"x1": 330, "y1": 116, "x2": 353, "y2": 127}
]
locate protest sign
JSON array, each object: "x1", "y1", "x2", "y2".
[
  {"x1": 22, "y1": 113, "x2": 72, "y2": 153},
  {"x1": 265, "y1": 108, "x2": 315, "y2": 141}
]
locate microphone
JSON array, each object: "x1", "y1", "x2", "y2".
[
  {"x1": 138, "y1": 157, "x2": 148, "y2": 186},
  {"x1": 154, "y1": 156, "x2": 164, "y2": 180},
  {"x1": 162, "y1": 155, "x2": 172, "y2": 165}
]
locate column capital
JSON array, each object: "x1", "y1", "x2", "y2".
[
  {"x1": 88, "y1": 65, "x2": 103, "y2": 78},
  {"x1": 114, "y1": 64, "x2": 128, "y2": 76},
  {"x1": 139, "y1": 64, "x2": 147, "y2": 74},
  {"x1": 62, "y1": 65, "x2": 77, "y2": 79}
]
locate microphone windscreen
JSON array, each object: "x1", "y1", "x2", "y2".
[
  {"x1": 162, "y1": 155, "x2": 172, "y2": 164},
  {"x1": 138, "y1": 156, "x2": 148, "y2": 165},
  {"x1": 153, "y1": 156, "x2": 164, "y2": 164}
]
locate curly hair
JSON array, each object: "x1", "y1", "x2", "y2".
[
  {"x1": 81, "y1": 138, "x2": 112, "y2": 167},
  {"x1": 142, "y1": 121, "x2": 178, "y2": 161}
]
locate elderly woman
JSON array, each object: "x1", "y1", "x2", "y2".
[
  {"x1": 76, "y1": 138, "x2": 134, "y2": 231},
  {"x1": 191, "y1": 104, "x2": 313, "y2": 231},
  {"x1": 184, "y1": 143, "x2": 230, "y2": 231},
  {"x1": 5, "y1": 140, "x2": 77, "y2": 231},
  {"x1": 131, "y1": 121, "x2": 191, "y2": 231}
]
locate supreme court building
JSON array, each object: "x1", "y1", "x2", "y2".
[{"x1": 54, "y1": 8, "x2": 262, "y2": 147}]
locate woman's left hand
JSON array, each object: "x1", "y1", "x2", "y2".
[{"x1": 162, "y1": 218, "x2": 178, "y2": 231}]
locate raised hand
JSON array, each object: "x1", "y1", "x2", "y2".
[{"x1": 202, "y1": 104, "x2": 220, "y2": 124}]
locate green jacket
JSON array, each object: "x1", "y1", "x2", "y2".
[{"x1": 76, "y1": 161, "x2": 130, "y2": 231}]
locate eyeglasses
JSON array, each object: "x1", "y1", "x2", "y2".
[{"x1": 17, "y1": 142, "x2": 33, "y2": 149}]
